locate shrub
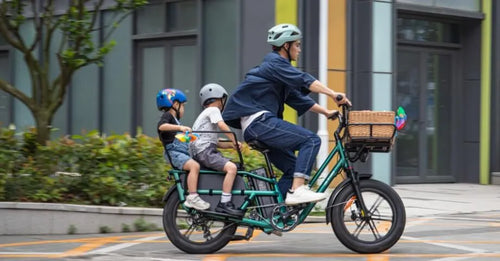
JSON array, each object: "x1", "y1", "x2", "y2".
[
  {"x1": 0, "y1": 128, "x2": 173, "y2": 206},
  {"x1": 68, "y1": 224, "x2": 77, "y2": 234},
  {"x1": 0, "y1": 127, "x2": 274, "y2": 207}
]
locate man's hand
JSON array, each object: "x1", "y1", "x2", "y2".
[{"x1": 332, "y1": 92, "x2": 352, "y2": 106}]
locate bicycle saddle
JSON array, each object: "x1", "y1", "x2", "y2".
[{"x1": 247, "y1": 140, "x2": 270, "y2": 152}]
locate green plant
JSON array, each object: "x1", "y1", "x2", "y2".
[
  {"x1": 67, "y1": 224, "x2": 77, "y2": 234},
  {"x1": 0, "y1": 127, "x2": 272, "y2": 208},
  {"x1": 121, "y1": 223, "x2": 131, "y2": 233},
  {"x1": 99, "y1": 226, "x2": 113, "y2": 234},
  {"x1": 133, "y1": 217, "x2": 159, "y2": 232}
]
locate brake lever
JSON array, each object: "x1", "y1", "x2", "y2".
[{"x1": 327, "y1": 110, "x2": 340, "y2": 120}]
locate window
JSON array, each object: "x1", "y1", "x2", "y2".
[
  {"x1": 397, "y1": 18, "x2": 460, "y2": 44},
  {"x1": 135, "y1": 0, "x2": 197, "y2": 35},
  {"x1": 397, "y1": 0, "x2": 480, "y2": 12}
]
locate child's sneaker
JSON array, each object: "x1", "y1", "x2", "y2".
[
  {"x1": 285, "y1": 185, "x2": 327, "y2": 205},
  {"x1": 185, "y1": 194, "x2": 210, "y2": 210}
]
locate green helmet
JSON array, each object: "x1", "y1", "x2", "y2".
[{"x1": 267, "y1": 23, "x2": 302, "y2": 47}]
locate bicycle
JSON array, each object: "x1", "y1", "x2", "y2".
[{"x1": 162, "y1": 102, "x2": 406, "y2": 254}]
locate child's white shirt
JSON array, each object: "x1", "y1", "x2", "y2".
[{"x1": 191, "y1": 107, "x2": 223, "y2": 155}]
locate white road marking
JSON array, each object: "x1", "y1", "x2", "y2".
[{"x1": 87, "y1": 235, "x2": 165, "y2": 255}]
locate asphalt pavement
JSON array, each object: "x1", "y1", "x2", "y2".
[{"x1": 0, "y1": 183, "x2": 499, "y2": 261}]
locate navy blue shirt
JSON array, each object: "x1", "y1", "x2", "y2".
[{"x1": 223, "y1": 51, "x2": 317, "y2": 129}]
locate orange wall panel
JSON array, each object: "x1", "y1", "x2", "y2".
[{"x1": 329, "y1": 0, "x2": 346, "y2": 71}]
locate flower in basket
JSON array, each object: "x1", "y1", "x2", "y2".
[{"x1": 395, "y1": 107, "x2": 407, "y2": 131}]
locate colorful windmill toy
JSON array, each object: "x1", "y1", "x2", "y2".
[
  {"x1": 395, "y1": 106, "x2": 407, "y2": 131},
  {"x1": 175, "y1": 131, "x2": 199, "y2": 143}
]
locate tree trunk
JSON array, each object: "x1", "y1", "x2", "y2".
[{"x1": 34, "y1": 110, "x2": 52, "y2": 145}]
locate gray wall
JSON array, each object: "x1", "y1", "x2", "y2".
[
  {"x1": 239, "y1": 0, "x2": 275, "y2": 79},
  {"x1": 460, "y1": 20, "x2": 482, "y2": 183}
]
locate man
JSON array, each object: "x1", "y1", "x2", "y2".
[{"x1": 223, "y1": 23, "x2": 351, "y2": 205}]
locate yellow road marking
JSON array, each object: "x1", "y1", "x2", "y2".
[
  {"x1": 0, "y1": 233, "x2": 165, "y2": 258},
  {"x1": 55, "y1": 237, "x2": 120, "y2": 258},
  {"x1": 0, "y1": 233, "x2": 164, "y2": 248},
  {"x1": 367, "y1": 255, "x2": 390, "y2": 261}
]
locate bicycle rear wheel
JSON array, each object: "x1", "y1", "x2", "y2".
[
  {"x1": 163, "y1": 189, "x2": 237, "y2": 254},
  {"x1": 330, "y1": 179, "x2": 406, "y2": 253}
]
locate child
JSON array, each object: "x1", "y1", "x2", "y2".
[
  {"x1": 191, "y1": 83, "x2": 243, "y2": 216},
  {"x1": 156, "y1": 88, "x2": 210, "y2": 211}
]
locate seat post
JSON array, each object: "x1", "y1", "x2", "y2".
[{"x1": 260, "y1": 150, "x2": 276, "y2": 179}]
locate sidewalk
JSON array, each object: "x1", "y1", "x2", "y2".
[{"x1": 393, "y1": 183, "x2": 500, "y2": 217}]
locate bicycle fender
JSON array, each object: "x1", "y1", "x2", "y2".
[
  {"x1": 162, "y1": 186, "x2": 178, "y2": 202},
  {"x1": 325, "y1": 173, "x2": 372, "y2": 224}
]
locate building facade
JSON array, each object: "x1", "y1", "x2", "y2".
[{"x1": 0, "y1": 0, "x2": 498, "y2": 185}]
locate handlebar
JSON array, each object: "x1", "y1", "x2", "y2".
[{"x1": 330, "y1": 94, "x2": 351, "y2": 137}]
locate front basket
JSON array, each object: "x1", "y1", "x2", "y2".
[{"x1": 346, "y1": 110, "x2": 396, "y2": 152}]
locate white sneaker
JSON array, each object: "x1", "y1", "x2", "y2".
[
  {"x1": 285, "y1": 185, "x2": 327, "y2": 205},
  {"x1": 185, "y1": 194, "x2": 210, "y2": 210}
]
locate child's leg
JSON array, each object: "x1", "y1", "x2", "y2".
[
  {"x1": 183, "y1": 159, "x2": 200, "y2": 194},
  {"x1": 183, "y1": 159, "x2": 210, "y2": 210},
  {"x1": 221, "y1": 161, "x2": 237, "y2": 203},
  {"x1": 216, "y1": 161, "x2": 243, "y2": 215}
]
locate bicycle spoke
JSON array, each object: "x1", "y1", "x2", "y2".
[
  {"x1": 366, "y1": 218, "x2": 381, "y2": 240},
  {"x1": 183, "y1": 224, "x2": 197, "y2": 239},
  {"x1": 370, "y1": 215, "x2": 393, "y2": 222},
  {"x1": 368, "y1": 195, "x2": 384, "y2": 214},
  {"x1": 352, "y1": 218, "x2": 369, "y2": 238}
]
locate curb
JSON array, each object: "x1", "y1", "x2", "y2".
[
  {"x1": 0, "y1": 202, "x2": 326, "y2": 235},
  {"x1": 0, "y1": 202, "x2": 163, "y2": 235}
]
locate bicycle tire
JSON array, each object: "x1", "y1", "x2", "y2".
[
  {"x1": 330, "y1": 179, "x2": 406, "y2": 253},
  {"x1": 162, "y1": 189, "x2": 237, "y2": 254}
]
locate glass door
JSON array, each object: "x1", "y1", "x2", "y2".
[
  {"x1": 135, "y1": 38, "x2": 198, "y2": 136},
  {"x1": 396, "y1": 47, "x2": 456, "y2": 183}
]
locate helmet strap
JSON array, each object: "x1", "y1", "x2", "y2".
[
  {"x1": 172, "y1": 102, "x2": 181, "y2": 119},
  {"x1": 283, "y1": 42, "x2": 292, "y2": 62},
  {"x1": 221, "y1": 96, "x2": 227, "y2": 111}
]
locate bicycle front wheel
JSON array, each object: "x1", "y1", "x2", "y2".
[{"x1": 330, "y1": 179, "x2": 406, "y2": 253}]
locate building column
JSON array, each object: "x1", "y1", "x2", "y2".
[
  {"x1": 371, "y1": 0, "x2": 394, "y2": 185},
  {"x1": 480, "y1": 0, "x2": 492, "y2": 184}
]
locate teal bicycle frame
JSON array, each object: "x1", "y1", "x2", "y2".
[{"x1": 167, "y1": 120, "x2": 355, "y2": 234}]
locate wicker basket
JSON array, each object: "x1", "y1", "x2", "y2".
[{"x1": 348, "y1": 110, "x2": 396, "y2": 140}]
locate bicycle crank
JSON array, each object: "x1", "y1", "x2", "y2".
[{"x1": 270, "y1": 204, "x2": 300, "y2": 232}]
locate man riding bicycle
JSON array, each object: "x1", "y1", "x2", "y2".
[{"x1": 223, "y1": 23, "x2": 351, "y2": 205}]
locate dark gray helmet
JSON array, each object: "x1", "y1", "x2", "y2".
[{"x1": 199, "y1": 83, "x2": 228, "y2": 106}]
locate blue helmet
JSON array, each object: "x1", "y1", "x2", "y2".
[{"x1": 156, "y1": 89, "x2": 187, "y2": 110}]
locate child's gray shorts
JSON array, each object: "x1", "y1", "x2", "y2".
[{"x1": 193, "y1": 144, "x2": 230, "y2": 171}]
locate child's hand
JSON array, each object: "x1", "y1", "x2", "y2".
[{"x1": 179, "y1": 126, "x2": 192, "y2": 133}]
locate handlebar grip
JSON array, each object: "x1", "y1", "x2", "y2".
[{"x1": 336, "y1": 94, "x2": 343, "y2": 102}]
